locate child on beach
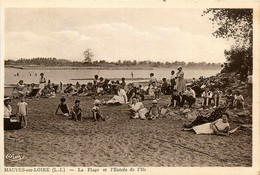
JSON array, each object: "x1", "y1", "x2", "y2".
[
  {"x1": 16, "y1": 96, "x2": 28, "y2": 128},
  {"x1": 130, "y1": 97, "x2": 147, "y2": 120},
  {"x1": 149, "y1": 81, "x2": 160, "y2": 100},
  {"x1": 233, "y1": 90, "x2": 245, "y2": 110},
  {"x1": 47, "y1": 88, "x2": 56, "y2": 98},
  {"x1": 135, "y1": 85, "x2": 145, "y2": 102},
  {"x1": 93, "y1": 75, "x2": 99, "y2": 90},
  {"x1": 167, "y1": 89, "x2": 181, "y2": 108},
  {"x1": 224, "y1": 89, "x2": 234, "y2": 109},
  {"x1": 92, "y1": 99, "x2": 106, "y2": 121},
  {"x1": 55, "y1": 97, "x2": 70, "y2": 116},
  {"x1": 201, "y1": 87, "x2": 213, "y2": 108},
  {"x1": 161, "y1": 78, "x2": 170, "y2": 95},
  {"x1": 170, "y1": 70, "x2": 176, "y2": 92},
  {"x1": 71, "y1": 100, "x2": 83, "y2": 121},
  {"x1": 147, "y1": 100, "x2": 160, "y2": 120},
  {"x1": 212, "y1": 87, "x2": 223, "y2": 109}
]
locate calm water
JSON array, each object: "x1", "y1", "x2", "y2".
[{"x1": 5, "y1": 67, "x2": 221, "y2": 85}]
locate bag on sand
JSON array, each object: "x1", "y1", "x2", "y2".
[{"x1": 5, "y1": 115, "x2": 22, "y2": 130}]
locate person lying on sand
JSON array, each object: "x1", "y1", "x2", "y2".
[
  {"x1": 92, "y1": 99, "x2": 105, "y2": 121},
  {"x1": 184, "y1": 113, "x2": 230, "y2": 136},
  {"x1": 55, "y1": 97, "x2": 70, "y2": 117},
  {"x1": 183, "y1": 101, "x2": 227, "y2": 128}
]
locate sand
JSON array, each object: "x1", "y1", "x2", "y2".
[{"x1": 4, "y1": 95, "x2": 252, "y2": 167}]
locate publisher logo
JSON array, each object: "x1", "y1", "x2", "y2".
[{"x1": 5, "y1": 153, "x2": 25, "y2": 161}]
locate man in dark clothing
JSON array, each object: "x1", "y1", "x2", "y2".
[{"x1": 170, "y1": 70, "x2": 176, "y2": 92}]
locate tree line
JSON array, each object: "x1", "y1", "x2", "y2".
[{"x1": 5, "y1": 57, "x2": 222, "y2": 68}]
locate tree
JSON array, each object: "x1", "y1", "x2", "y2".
[
  {"x1": 83, "y1": 49, "x2": 94, "y2": 63},
  {"x1": 202, "y1": 9, "x2": 252, "y2": 48},
  {"x1": 202, "y1": 9, "x2": 253, "y2": 72},
  {"x1": 224, "y1": 45, "x2": 252, "y2": 72}
]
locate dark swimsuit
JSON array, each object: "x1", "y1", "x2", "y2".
[{"x1": 59, "y1": 103, "x2": 69, "y2": 113}]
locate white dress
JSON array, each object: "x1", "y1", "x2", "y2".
[
  {"x1": 107, "y1": 89, "x2": 128, "y2": 104},
  {"x1": 193, "y1": 119, "x2": 229, "y2": 135}
]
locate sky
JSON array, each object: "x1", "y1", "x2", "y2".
[{"x1": 5, "y1": 8, "x2": 235, "y2": 63}]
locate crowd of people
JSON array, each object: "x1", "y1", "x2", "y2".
[{"x1": 5, "y1": 66, "x2": 252, "y2": 136}]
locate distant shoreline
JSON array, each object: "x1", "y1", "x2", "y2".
[
  {"x1": 5, "y1": 65, "x2": 221, "y2": 70},
  {"x1": 5, "y1": 65, "x2": 153, "y2": 70}
]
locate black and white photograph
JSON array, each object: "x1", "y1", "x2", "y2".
[{"x1": 1, "y1": 1, "x2": 260, "y2": 174}]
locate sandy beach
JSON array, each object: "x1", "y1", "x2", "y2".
[{"x1": 4, "y1": 94, "x2": 252, "y2": 167}]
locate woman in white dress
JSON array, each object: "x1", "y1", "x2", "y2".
[
  {"x1": 175, "y1": 66, "x2": 186, "y2": 94},
  {"x1": 106, "y1": 85, "x2": 127, "y2": 105},
  {"x1": 13, "y1": 80, "x2": 26, "y2": 98},
  {"x1": 192, "y1": 113, "x2": 230, "y2": 136},
  {"x1": 39, "y1": 73, "x2": 46, "y2": 95}
]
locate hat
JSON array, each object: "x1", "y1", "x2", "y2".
[
  {"x1": 117, "y1": 85, "x2": 123, "y2": 88},
  {"x1": 94, "y1": 99, "x2": 101, "y2": 105},
  {"x1": 4, "y1": 96, "x2": 11, "y2": 101},
  {"x1": 152, "y1": 100, "x2": 158, "y2": 104},
  {"x1": 40, "y1": 73, "x2": 44, "y2": 76},
  {"x1": 177, "y1": 66, "x2": 182, "y2": 70}
]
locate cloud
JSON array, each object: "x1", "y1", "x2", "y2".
[{"x1": 5, "y1": 23, "x2": 232, "y2": 63}]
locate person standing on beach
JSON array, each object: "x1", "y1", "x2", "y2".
[
  {"x1": 149, "y1": 73, "x2": 157, "y2": 87},
  {"x1": 121, "y1": 78, "x2": 126, "y2": 89},
  {"x1": 93, "y1": 75, "x2": 99, "y2": 89},
  {"x1": 170, "y1": 70, "x2": 176, "y2": 92},
  {"x1": 16, "y1": 96, "x2": 28, "y2": 128},
  {"x1": 175, "y1": 66, "x2": 186, "y2": 94},
  {"x1": 39, "y1": 73, "x2": 46, "y2": 95}
]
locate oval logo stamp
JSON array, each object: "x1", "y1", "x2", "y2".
[{"x1": 5, "y1": 153, "x2": 25, "y2": 161}]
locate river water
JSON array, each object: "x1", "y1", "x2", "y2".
[{"x1": 5, "y1": 67, "x2": 221, "y2": 85}]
